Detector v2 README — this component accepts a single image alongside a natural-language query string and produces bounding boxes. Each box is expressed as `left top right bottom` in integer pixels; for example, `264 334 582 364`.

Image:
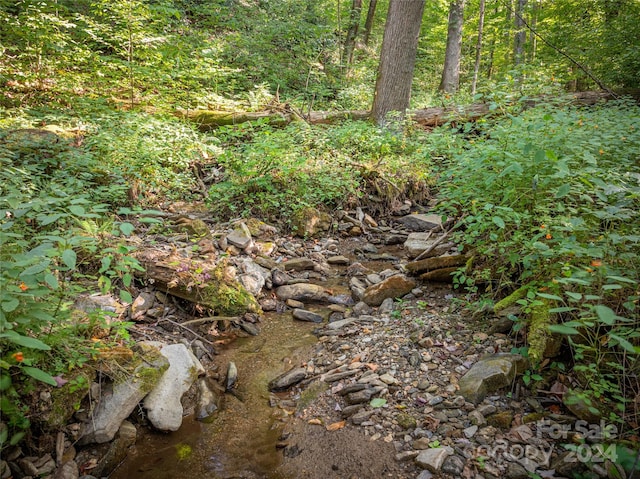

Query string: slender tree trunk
529 0 538 62
343 0 363 68
363 0 378 45
371 0 426 125
471 0 485 95
486 2 500 79
439 0 466 93
513 0 527 65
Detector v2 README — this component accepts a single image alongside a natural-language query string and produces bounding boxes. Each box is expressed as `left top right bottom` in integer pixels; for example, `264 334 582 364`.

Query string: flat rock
458 354 528 404
292 308 323 323
327 255 350 265
268 367 307 392
404 233 454 259
276 283 330 302
226 222 252 249
397 214 443 232
362 274 416 306
283 257 315 271
79 344 168 444
91 421 137 477
415 447 453 472
144 343 205 431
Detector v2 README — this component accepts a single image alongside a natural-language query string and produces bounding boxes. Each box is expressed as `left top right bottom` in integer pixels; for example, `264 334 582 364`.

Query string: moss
199 261 260 315
296 380 328 412
43 366 95 429
527 299 553 364
494 285 530 313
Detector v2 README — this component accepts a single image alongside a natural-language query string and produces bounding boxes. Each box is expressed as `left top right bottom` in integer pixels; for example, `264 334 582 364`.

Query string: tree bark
371 0 426 126
439 0 466 93
363 0 378 45
471 0 485 95
513 0 527 65
343 0 363 68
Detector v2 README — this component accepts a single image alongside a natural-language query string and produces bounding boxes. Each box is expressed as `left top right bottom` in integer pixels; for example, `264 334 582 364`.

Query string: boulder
362 275 416 306
397 213 444 232
458 354 528 404
79 344 168 444
144 343 205 431
275 283 331 302
291 207 332 237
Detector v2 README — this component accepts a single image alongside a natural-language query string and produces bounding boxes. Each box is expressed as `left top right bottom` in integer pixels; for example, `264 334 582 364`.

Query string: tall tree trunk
439 0 466 93
363 0 378 45
486 3 500 79
343 0 363 68
471 0 485 95
371 0 426 125
513 0 527 65
529 0 539 62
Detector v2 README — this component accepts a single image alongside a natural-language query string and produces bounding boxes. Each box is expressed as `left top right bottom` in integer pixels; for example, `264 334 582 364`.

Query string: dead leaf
308 418 322 426
366 363 379 371
326 421 345 431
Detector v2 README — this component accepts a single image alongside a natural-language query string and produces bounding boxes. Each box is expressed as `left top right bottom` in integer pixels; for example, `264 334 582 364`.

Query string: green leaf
44 273 59 290
594 305 616 325
548 324 580 335
22 366 57 386
1 297 20 313
555 184 571 198
1 331 51 350
565 292 582 301
68 205 86 216
536 292 562 301
119 222 135 236
606 275 637 284
370 398 387 408
492 216 506 229
549 307 577 313
122 273 132 288
62 249 76 270
119 289 133 304
20 261 49 277
609 334 639 354
10 431 25 446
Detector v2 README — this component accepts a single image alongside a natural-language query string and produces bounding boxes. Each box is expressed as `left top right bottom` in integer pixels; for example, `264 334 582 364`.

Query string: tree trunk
363 0 378 45
513 0 527 65
486 2 500 79
439 0 466 93
371 0 426 125
343 0 363 68
471 0 485 95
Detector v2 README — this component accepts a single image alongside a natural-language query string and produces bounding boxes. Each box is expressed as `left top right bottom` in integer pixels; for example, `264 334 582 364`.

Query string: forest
1 0 639 477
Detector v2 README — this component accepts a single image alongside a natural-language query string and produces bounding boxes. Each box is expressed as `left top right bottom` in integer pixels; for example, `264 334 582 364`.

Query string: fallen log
176 89 640 131
420 267 458 283
135 250 260 316
406 254 468 275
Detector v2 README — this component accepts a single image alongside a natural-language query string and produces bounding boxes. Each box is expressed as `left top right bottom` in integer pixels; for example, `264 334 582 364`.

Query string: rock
196 378 220 421
226 222 253 249
488 316 515 334
130 292 155 320
563 389 602 423
416 471 434 479
327 255 350 265
506 462 529 479
268 367 307 392
415 447 452 472
486 410 513 429
237 258 269 296
362 275 417 306
404 233 453 258
275 283 330 302
226 361 238 391
53 459 78 479
396 412 417 430
397 214 444 232
442 455 465 476
378 297 395 315
291 207 332 237
244 218 278 239
91 421 136 477
144 343 205 432
458 354 528 404
345 388 375 404
80 344 168 444
75 293 126 315
327 294 355 306
286 298 305 309
292 308 323 323
463 425 478 438
284 257 316 271
272 268 291 287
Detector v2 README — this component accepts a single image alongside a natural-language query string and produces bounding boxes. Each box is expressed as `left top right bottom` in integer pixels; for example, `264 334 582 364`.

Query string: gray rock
458 354 528 404
144 343 205 432
506 462 529 479
397 213 444 232
415 447 453 472
325 318 358 330
226 361 238 391
283 257 315 271
237 258 269 296
271 268 290 287
196 378 220 421
345 388 375 404
378 297 395 315
130 292 155 320
91 421 136 477
327 294 355 306
227 222 252 249
79 344 168 444
292 308 323 323
362 274 416 306
404 233 453 259
463 425 478 438
442 455 465 475
268 367 307 392
275 283 330 302
352 301 372 315
327 255 350 265
53 459 78 479
416 471 434 479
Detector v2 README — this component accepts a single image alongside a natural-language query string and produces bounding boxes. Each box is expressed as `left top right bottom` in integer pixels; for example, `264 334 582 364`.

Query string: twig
159 317 217 355
181 316 241 327
414 215 466 261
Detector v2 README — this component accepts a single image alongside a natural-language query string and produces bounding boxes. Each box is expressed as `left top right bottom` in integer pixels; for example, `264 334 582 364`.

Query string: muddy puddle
110 311 319 479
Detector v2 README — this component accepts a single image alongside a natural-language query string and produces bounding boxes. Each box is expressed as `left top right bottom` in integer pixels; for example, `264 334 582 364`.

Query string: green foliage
436 98 640 421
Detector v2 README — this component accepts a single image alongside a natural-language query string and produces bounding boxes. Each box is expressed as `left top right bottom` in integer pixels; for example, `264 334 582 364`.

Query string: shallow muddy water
110 312 319 479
